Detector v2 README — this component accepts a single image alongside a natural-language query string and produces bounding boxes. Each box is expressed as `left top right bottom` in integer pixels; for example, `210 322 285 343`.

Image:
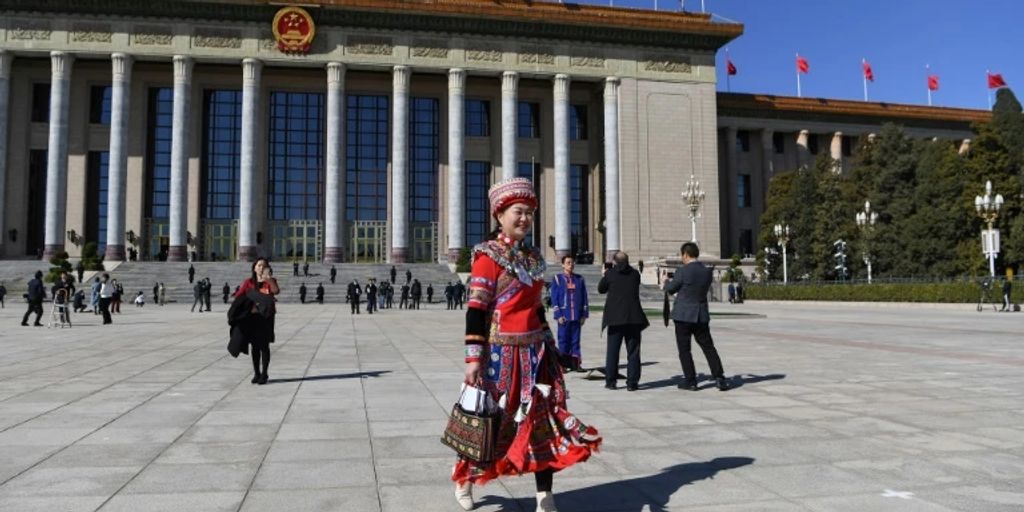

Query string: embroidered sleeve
467 253 500 311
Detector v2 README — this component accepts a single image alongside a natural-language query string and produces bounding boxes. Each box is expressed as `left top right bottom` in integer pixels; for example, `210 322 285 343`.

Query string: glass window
409 97 439 223
147 88 173 219
347 94 389 222
737 173 751 208
268 92 323 221
31 83 50 123
772 132 785 154
570 164 589 253
842 135 853 157
465 99 490 137
736 130 750 152
517 101 539 139
204 90 242 220
465 161 491 246
87 152 110 251
89 86 112 125
569 105 588 141
807 134 819 155
739 229 753 257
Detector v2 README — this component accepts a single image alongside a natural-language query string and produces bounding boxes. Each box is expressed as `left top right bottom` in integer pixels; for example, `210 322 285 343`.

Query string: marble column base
237 245 259 262
43 244 65 261
447 247 464 264
104 244 126 262
167 245 188 262
390 247 408 264
323 246 345 264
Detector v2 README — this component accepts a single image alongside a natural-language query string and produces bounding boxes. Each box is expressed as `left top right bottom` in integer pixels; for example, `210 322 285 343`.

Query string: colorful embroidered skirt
452 338 601 485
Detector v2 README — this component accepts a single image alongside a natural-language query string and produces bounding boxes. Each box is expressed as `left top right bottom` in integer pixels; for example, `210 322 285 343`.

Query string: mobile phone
604 262 613 270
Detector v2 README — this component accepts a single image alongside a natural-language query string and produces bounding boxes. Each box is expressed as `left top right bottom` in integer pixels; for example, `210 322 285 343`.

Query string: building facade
0 0 741 263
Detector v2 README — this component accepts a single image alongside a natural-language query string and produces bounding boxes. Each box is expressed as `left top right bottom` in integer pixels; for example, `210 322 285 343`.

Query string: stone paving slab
0 299 1022 511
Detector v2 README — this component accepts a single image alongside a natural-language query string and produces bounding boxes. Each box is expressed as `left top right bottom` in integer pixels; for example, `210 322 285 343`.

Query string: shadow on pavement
477 457 755 512
267 370 390 384
639 373 786 390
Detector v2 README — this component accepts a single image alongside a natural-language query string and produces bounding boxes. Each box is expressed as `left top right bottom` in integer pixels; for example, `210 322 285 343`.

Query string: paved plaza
0 298 1022 511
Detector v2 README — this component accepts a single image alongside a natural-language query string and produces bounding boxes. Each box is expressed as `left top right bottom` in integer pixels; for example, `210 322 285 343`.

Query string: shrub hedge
745 281 1022 304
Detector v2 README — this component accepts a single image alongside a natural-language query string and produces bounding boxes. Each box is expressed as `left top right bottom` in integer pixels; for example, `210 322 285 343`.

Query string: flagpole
987 69 992 108
862 59 868 101
796 53 802 98
926 64 932 106
725 48 731 92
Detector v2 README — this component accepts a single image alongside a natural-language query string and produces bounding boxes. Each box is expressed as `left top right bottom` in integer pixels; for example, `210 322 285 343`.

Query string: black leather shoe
21 322 28 326
678 381 698 391
258 373 269 385
251 373 260 384
716 377 731 391
604 383 617 390
626 385 638 392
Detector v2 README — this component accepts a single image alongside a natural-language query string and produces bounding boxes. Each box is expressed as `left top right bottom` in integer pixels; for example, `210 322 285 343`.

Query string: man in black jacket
22 271 45 326
664 242 730 391
315 283 325 304
299 283 307 304
347 280 362 314
597 252 649 391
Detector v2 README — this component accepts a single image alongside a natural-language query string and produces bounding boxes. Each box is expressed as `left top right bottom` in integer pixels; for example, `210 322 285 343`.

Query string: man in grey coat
663 242 730 391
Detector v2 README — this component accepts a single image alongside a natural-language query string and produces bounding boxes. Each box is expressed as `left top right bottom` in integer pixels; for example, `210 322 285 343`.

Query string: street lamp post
681 174 705 243
975 180 1004 278
773 223 791 284
855 201 878 284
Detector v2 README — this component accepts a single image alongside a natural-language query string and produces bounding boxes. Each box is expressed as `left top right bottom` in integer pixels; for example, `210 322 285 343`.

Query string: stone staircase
99 261 461 304
561 263 667 306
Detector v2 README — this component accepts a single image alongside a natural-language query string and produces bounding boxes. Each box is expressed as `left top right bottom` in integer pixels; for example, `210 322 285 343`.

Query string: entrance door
144 219 170 261
351 220 387 263
271 220 322 262
411 222 438 263
202 220 238 261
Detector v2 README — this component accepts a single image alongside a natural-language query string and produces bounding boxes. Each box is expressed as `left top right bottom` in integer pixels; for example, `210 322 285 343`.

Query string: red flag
987 72 1007 89
796 55 810 74
862 60 874 82
727 58 737 76
927 74 939 91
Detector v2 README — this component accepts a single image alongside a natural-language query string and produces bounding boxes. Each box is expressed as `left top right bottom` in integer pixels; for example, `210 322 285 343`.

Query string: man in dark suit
664 242 730 391
597 251 649 391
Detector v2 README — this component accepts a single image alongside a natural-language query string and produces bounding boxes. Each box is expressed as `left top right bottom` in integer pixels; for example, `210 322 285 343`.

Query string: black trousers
605 324 643 388
22 299 43 324
350 299 360 314
673 321 725 382
99 297 113 324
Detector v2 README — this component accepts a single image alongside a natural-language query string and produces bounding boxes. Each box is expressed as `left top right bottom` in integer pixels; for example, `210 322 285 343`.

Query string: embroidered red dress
452 235 601 485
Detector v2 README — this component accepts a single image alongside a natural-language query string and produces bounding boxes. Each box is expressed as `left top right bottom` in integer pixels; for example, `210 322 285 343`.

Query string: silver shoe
455 482 474 510
536 491 558 512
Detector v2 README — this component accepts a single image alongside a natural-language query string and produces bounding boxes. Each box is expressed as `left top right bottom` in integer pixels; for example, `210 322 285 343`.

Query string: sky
575 0 1022 110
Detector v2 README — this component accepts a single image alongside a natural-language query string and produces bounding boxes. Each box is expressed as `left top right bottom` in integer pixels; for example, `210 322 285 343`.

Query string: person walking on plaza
426 283 434 305
0 281 6 308
75 260 85 283
451 177 600 512
454 279 465 309
188 263 195 284
99 274 114 325
444 282 454 310
366 280 377 314
232 258 279 385
315 283 325 304
384 281 394 309
330 265 337 285
347 279 362 314
550 255 589 371
303 261 309 277
411 279 422 309
1001 278 1012 311
152 282 159 305
405 268 412 284
664 242 731 392
191 279 205 312
399 282 410 309
112 279 124 313
293 261 299 277
598 252 649 391
222 282 231 304
299 282 307 304
159 282 166 306
21 271 45 326
390 265 397 284
203 278 212 311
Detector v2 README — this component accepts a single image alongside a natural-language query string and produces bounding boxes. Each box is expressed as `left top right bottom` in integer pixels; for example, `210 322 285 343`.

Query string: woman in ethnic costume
453 178 601 512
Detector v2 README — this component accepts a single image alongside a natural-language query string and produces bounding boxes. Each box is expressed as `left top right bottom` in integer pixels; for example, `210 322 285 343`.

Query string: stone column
167 55 193 261
959 138 971 155
501 71 519 180
0 51 10 253
43 51 73 260
830 131 843 172
796 129 810 168
390 65 411 263
323 62 346 263
447 68 466 262
103 53 133 261
238 58 261 261
602 77 620 262
553 74 571 259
